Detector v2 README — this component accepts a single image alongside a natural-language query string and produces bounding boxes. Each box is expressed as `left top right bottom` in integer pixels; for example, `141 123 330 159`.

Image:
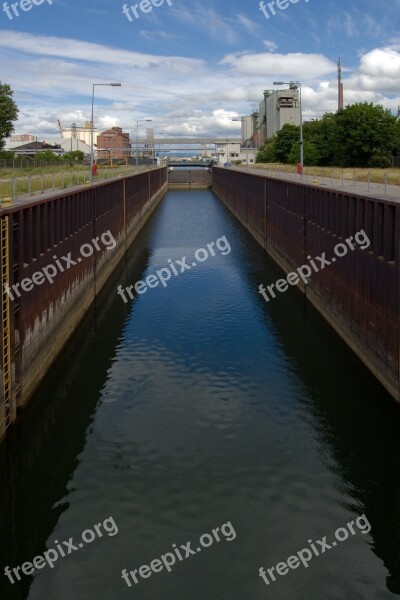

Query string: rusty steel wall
212 167 400 403
168 169 212 187
0 167 168 441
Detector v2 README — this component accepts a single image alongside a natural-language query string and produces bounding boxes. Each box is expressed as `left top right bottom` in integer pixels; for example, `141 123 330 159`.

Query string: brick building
96 127 130 159
9 134 36 142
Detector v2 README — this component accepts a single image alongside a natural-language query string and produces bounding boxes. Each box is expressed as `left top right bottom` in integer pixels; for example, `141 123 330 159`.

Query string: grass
246 163 400 186
0 165 155 199
0 163 89 179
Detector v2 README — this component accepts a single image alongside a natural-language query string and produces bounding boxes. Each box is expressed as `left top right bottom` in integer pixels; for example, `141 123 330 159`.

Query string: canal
0 189 399 599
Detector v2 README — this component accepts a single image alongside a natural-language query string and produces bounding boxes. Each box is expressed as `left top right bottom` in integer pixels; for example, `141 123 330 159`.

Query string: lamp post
273 80 303 178
136 119 152 168
90 83 121 182
231 116 245 141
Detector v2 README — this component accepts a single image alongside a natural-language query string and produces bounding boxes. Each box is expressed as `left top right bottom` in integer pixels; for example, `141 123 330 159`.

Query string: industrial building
4 140 63 155
50 138 91 155
215 142 257 166
8 134 36 142
61 122 98 146
96 127 131 159
240 112 260 146
259 87 300 145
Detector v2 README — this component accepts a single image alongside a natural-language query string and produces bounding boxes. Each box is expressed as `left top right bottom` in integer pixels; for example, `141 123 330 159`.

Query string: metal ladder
1 215 12 430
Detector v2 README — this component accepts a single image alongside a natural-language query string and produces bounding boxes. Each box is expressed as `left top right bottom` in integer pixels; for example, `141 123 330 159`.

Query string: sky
1 0 400 140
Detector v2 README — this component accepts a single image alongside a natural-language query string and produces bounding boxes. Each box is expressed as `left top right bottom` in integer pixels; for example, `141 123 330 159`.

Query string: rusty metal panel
0 167 167 439
212 166 399 402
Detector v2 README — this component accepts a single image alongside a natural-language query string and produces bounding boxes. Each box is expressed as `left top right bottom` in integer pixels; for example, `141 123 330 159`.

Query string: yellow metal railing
0 215 12 431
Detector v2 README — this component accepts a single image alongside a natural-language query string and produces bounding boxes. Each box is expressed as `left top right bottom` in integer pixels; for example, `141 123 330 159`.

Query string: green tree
63 150 85 161
303 114 336 165
288 140 321 166
256 139 277 163
0 83 19 150
391 111 400 157
274 124 300 163
333 102 397 167
35 150 61 160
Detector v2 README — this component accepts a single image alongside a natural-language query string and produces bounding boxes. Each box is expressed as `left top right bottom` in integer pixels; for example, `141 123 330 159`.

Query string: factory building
259 88 300 145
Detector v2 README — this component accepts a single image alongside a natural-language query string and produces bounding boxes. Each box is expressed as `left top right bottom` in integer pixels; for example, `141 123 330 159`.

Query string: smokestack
338 58 344 111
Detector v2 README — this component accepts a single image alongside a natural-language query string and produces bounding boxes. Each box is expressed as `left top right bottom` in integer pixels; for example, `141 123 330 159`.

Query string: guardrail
0 165 160 202
236 165 400 198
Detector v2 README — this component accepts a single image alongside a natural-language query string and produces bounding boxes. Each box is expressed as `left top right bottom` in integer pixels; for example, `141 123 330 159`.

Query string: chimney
338 58 344 111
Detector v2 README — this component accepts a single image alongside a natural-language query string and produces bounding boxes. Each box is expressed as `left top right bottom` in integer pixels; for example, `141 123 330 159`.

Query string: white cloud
169 5 238 45
235 14 262 36
263 40 278 51
0 29 204 71
220 52 337 77
2 31 400 139
359 47 400 79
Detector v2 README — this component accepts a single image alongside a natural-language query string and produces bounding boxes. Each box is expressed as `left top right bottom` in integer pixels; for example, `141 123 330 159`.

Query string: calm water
1 190 400 600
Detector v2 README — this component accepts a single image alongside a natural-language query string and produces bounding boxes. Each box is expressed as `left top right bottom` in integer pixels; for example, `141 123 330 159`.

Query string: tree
303 114 336 165
274 124 300 163
0 83 19 150
35 150 61 160
63 150 85 161
0 151 15 159
288 140 321 166
256 139 277 163
391 112 400 157
333 102 397 167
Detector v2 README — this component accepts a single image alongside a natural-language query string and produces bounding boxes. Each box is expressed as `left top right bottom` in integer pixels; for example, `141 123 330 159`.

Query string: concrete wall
0 168 168 441
212 167 399 403
168 169 212 188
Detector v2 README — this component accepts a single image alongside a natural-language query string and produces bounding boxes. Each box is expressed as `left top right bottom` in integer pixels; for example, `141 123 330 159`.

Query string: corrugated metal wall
0 167 167 440
212 167 399 402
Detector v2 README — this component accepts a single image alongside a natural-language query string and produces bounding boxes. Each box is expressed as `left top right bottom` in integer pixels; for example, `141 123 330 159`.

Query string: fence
0 159 81 169
236 165 400 198
0 165 160 201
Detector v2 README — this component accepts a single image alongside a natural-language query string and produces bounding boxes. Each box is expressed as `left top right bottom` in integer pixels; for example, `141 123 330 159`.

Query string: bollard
368 172 370 192
384 172 387 197
12 177 16 200
28 175 31 196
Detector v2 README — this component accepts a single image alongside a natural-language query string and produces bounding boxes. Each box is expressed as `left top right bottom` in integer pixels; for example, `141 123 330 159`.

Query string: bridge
136 137 242 145
167 161 214 167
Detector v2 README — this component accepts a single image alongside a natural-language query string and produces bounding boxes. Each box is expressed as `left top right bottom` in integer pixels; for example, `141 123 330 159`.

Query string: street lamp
136 119 152 168
273 80 303 177
231 116 245 140
90 83 121 182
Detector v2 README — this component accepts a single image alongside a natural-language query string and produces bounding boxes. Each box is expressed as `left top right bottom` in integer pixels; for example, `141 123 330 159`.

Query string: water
0 190 399 600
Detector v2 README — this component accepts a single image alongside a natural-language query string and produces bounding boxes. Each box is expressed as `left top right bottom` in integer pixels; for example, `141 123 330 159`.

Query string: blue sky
1 0 400 138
